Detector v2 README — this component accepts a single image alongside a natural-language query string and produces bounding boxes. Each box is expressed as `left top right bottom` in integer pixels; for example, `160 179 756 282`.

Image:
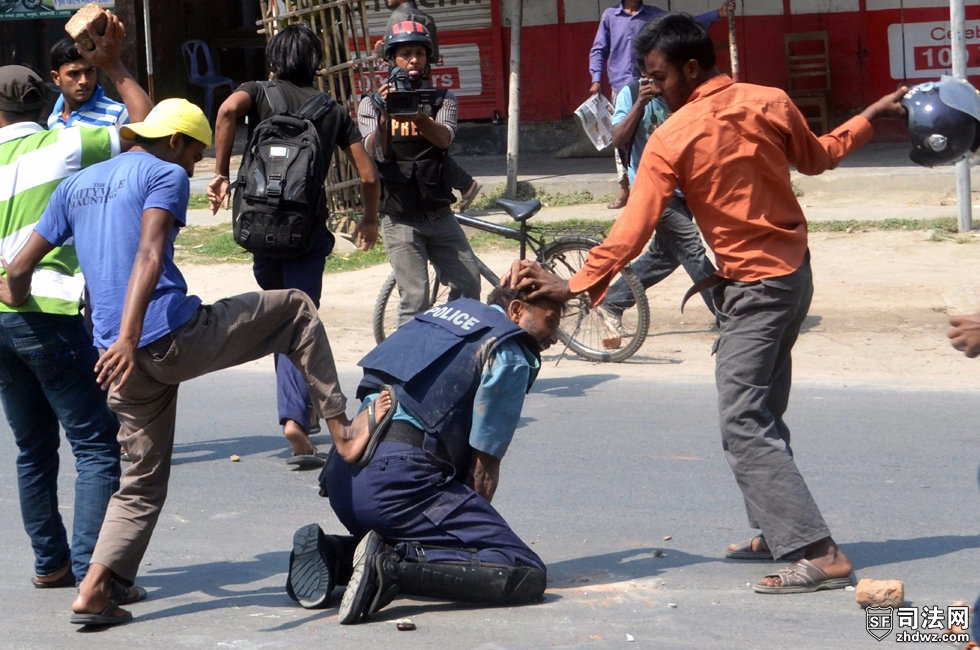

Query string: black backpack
232 81 335 258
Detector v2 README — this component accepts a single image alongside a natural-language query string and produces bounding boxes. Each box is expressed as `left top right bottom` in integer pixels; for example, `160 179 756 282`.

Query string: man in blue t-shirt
597 69 718 348
0 98 392 627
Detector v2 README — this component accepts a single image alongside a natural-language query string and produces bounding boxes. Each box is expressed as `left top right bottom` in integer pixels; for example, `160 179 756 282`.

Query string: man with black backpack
208 24 380 468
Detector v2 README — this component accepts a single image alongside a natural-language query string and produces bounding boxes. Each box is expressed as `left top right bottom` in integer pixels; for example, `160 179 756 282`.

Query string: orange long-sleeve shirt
570 74 874 302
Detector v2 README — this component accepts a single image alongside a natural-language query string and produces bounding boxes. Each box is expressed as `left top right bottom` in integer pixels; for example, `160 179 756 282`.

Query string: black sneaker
286 523 334 609
338 531 396 624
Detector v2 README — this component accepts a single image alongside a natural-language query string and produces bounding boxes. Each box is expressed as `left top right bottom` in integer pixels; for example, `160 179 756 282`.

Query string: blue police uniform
322 298 546 575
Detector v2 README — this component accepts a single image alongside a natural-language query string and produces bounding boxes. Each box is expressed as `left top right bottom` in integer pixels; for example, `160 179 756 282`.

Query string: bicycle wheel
371 267 452 344
539 235 650 362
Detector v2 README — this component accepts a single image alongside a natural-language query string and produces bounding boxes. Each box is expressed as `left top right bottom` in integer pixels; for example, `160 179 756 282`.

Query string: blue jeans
0 312 119 581
252 226 333 430
603 195 717 316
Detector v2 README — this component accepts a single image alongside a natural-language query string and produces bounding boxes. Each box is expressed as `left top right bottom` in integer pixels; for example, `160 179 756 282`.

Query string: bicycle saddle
494 198 541 222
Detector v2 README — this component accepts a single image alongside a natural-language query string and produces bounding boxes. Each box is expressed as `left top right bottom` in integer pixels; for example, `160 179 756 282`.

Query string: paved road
0 365 976 648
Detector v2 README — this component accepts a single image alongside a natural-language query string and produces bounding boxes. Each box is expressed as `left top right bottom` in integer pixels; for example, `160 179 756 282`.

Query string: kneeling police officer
285 286 561 623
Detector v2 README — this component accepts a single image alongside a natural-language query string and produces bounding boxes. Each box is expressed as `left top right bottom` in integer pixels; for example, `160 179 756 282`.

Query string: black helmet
901 76 980 167
382 20 433 63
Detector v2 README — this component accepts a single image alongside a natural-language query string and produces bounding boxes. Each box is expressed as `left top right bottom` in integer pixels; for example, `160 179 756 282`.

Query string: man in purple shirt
589 1 728 209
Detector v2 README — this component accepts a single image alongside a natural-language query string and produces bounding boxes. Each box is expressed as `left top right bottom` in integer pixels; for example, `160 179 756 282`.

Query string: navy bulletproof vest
356 298 539 476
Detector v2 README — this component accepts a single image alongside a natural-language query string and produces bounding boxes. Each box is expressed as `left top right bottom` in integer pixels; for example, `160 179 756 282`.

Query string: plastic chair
181 40 234 124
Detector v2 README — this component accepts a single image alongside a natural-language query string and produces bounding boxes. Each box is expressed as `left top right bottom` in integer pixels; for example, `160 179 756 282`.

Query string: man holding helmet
358 20 481 327
507 13 909 595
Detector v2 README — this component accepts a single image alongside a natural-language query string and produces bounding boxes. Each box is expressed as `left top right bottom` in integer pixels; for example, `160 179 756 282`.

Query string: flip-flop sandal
606 195 628 209
110 580 147 605
70 604 133 626
752 558 854 594
32 567 75 588
725 535 774 561
355 384 398 468
286 449 327 469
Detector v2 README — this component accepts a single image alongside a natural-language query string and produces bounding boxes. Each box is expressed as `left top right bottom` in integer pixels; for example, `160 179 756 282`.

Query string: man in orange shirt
508 13 907 594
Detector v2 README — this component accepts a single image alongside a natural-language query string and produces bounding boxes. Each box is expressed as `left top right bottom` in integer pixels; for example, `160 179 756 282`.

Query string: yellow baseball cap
120 98 213 148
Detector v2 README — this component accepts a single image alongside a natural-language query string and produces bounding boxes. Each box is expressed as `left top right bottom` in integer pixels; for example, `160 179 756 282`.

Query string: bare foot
325 388 393 463
606 191 629 210
283 418 315 456
946 600 972 636
72 564 129 620
757 537 852 588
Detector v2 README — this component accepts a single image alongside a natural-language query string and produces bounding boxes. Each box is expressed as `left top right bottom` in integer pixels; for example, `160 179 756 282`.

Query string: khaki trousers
92 289 346 581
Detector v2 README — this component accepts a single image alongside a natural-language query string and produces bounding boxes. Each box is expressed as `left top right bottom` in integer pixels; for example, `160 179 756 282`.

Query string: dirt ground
179 224 980 391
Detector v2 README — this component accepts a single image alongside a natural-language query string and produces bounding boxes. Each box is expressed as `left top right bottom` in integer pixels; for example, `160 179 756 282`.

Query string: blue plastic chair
181 40 234 124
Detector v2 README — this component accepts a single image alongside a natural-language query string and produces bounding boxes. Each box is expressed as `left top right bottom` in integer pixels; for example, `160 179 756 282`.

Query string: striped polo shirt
47 84 129 129
0 122 120 315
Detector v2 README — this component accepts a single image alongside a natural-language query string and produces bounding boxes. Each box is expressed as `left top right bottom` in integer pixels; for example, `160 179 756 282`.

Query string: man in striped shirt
0 10 150 595
47 36 128 129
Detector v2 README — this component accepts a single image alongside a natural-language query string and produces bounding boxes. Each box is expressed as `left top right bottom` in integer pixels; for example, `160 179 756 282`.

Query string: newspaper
574 93 615 151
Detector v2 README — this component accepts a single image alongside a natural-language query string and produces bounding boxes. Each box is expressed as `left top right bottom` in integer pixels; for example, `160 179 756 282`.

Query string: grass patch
175 215 973 268
188 193 212 210
174 218 618 269
469 182 613 210
174 225 251 264
324 245 388 272
807 216 961 234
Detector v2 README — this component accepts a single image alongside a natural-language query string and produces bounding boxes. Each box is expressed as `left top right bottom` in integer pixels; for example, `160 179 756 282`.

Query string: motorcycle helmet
901 75 980 167
382 20 433 64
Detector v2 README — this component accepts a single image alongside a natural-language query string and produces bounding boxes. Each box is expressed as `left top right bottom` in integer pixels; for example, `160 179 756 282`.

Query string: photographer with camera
378 0 482 211
358 20 481 327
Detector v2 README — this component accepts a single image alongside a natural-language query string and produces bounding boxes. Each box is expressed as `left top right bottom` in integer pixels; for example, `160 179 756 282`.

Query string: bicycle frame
373 205 650 362
454 212 546 262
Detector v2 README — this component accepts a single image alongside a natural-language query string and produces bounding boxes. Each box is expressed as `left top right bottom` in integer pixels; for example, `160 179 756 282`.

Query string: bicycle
371 198 650 362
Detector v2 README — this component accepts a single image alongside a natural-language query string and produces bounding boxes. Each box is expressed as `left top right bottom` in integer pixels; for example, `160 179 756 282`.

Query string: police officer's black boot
339 531 546 624
330 534 357 586
392 557 546 606
286 524 356 609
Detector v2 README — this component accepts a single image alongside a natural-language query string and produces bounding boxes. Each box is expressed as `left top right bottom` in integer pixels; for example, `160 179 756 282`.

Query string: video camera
376 67 445 116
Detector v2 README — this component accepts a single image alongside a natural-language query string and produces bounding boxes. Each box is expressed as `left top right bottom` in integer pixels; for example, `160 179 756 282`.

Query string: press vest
378 96 453 216
357 298 539 476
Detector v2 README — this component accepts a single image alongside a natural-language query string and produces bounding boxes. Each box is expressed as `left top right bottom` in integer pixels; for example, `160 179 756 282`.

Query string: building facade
3 0 978 142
